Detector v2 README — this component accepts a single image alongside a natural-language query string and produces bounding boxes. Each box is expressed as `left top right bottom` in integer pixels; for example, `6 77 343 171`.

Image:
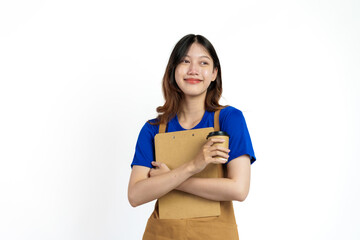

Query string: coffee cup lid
206 131 229 139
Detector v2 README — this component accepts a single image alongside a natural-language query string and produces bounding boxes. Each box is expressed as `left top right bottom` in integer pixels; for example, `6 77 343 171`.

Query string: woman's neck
177 95 206 129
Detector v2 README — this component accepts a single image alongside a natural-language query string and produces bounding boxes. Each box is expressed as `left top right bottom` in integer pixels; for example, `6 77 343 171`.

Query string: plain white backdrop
1 0 359 239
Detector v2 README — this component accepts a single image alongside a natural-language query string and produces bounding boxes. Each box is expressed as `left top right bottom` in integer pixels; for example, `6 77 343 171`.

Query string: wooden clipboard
154 127 221 219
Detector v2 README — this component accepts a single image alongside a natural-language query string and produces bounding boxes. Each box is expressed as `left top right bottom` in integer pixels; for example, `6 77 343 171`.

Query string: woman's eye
201 61 209 65
183 59 190 63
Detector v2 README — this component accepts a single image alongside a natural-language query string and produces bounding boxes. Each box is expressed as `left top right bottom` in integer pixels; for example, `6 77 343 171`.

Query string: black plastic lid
206 131 229 139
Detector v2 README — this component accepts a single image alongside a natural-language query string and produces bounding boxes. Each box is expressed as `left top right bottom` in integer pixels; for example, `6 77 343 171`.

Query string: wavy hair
153 34 225 125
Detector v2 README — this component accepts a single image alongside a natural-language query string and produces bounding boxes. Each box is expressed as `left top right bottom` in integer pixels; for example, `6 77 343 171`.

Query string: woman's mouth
184 78 202 84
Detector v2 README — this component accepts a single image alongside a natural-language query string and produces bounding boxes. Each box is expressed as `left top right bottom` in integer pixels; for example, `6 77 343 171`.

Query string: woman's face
174 43 218 98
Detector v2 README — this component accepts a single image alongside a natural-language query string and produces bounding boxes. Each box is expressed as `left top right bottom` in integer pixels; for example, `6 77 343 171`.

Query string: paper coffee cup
206 131 229 161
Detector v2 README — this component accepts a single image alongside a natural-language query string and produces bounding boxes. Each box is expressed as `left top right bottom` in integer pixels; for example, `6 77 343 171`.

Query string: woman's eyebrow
184 55 211 59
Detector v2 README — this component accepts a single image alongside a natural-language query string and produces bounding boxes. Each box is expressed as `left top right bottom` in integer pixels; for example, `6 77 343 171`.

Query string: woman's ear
212 68 218 81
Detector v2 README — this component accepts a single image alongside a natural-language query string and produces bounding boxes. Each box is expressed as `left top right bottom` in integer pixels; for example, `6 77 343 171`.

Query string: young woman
128 34 256 240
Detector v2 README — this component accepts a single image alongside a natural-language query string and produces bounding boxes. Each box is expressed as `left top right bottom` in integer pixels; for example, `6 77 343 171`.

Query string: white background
1 0 359 239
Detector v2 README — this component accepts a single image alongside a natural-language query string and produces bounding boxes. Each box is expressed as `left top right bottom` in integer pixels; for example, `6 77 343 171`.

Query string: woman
128 34 256 239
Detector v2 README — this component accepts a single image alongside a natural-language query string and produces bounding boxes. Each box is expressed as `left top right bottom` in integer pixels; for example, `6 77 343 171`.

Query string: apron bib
143 110 239 240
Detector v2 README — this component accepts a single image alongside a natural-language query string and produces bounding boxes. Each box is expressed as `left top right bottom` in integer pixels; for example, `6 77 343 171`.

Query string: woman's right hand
192 138 230 173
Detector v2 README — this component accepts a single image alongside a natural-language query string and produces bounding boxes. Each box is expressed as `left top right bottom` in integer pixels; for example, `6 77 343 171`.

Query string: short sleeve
131 122 158 168
220 107 256 164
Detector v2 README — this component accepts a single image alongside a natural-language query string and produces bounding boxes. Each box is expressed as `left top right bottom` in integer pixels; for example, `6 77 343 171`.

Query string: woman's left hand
149 161 171 178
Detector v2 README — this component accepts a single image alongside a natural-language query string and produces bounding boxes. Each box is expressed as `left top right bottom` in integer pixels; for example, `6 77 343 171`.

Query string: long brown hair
153 34 224 125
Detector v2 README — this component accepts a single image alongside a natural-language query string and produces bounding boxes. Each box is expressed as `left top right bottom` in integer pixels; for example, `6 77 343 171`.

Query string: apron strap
158 109 222 134
214 109 221 131
159 122 167 134
214 109 223 178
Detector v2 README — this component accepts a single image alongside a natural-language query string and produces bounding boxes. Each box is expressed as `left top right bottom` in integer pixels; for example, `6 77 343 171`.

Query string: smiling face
174 43 218 98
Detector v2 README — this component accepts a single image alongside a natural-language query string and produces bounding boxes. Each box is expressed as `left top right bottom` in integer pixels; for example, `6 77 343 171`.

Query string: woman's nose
187 62 199 75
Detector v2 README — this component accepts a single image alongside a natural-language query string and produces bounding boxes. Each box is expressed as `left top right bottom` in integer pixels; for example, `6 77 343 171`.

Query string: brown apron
143 110 239 240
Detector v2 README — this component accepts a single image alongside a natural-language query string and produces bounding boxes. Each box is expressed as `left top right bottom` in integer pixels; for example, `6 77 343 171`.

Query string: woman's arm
128 163 196 207
176 154 251 202
128 138 229 207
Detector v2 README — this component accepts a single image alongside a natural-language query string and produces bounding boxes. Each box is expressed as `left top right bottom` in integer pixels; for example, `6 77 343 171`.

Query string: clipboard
154 127 221 219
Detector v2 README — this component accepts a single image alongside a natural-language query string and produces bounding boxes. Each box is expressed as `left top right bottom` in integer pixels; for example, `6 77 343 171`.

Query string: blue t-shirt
131 106 256 168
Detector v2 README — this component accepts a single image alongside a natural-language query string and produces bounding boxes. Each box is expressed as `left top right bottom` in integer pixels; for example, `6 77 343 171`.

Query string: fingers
151 161 163 168
208 144 230 157
203 142 230 163
205 138 226 147
151 161 169 170
209 145 230 153
212 157 228 164
149 162 170 178
209 149 230 159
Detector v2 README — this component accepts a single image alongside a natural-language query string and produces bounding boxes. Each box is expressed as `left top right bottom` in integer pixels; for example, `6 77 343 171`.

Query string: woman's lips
184 78 202 84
